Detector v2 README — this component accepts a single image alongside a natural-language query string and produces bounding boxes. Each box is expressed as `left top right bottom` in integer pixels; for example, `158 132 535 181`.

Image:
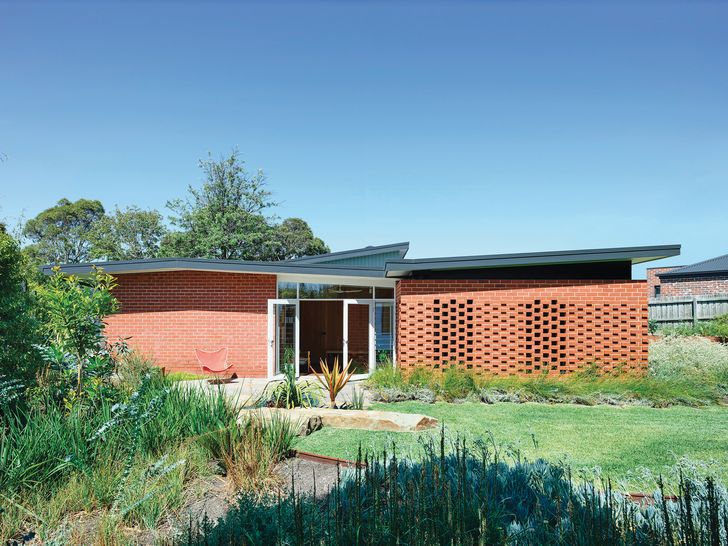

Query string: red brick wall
105 271 276 376
646 267 678 298
658 275 728 297
396 279 648 375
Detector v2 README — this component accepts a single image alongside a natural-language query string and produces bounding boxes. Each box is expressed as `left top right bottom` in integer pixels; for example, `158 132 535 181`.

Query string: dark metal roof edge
288 241 410 263
42 258 387 278
384 244 681 275
658 252 728 278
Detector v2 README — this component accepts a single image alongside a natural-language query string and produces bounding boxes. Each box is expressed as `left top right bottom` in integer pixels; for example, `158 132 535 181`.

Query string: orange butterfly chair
195 348 234 377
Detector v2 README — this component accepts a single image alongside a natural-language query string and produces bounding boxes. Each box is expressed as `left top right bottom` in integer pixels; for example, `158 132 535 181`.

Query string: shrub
0 229 41 382
441 365 478 400
33 266 122 408
649 336 728 382
264 363 320 408
367 363 406 389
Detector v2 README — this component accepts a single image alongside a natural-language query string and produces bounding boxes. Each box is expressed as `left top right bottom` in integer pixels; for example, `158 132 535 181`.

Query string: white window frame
268 275 397 379
343 299 376 380
267 299 299 380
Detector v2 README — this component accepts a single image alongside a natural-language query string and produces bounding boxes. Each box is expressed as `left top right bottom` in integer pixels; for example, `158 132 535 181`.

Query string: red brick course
396 279 648 375
656 275 728 298
105 271 275 376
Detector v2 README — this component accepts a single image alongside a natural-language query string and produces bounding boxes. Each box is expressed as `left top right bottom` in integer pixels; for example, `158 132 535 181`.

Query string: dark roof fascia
658 253 728 278
42 258 387 278
288 241 410 263
385 245 681 277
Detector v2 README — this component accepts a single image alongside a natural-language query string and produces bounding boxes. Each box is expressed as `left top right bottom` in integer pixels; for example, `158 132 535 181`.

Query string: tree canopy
90 206 167 261
20 150 328 264
162 150 328 261
23 198 105 264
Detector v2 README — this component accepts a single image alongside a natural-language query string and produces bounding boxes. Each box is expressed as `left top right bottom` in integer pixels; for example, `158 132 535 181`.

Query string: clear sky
1 1 726 277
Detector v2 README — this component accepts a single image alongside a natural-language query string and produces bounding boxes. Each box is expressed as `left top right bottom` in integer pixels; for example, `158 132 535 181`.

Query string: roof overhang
42 258 387 278
384 244 681 278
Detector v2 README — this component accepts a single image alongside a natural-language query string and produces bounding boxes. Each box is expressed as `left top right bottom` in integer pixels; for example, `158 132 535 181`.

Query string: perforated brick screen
396 279 648 375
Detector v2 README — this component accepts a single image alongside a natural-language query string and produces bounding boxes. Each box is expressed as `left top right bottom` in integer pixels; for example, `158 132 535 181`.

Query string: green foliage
0 230 41 381
441 365 478 401
33 266 120 405
184 433 728 546
161 149 328 260
649 335 728 383
89 205 167 260
265 363 320 409
367 363 406 389
657 314 728 339
198 412 297 493
367 358 728 407
272 217 329 259
162 149 277 260
22 197 105 264
0 364 245 542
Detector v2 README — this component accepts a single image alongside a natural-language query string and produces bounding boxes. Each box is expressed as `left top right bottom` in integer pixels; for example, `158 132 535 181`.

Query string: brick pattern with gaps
396 279 648 375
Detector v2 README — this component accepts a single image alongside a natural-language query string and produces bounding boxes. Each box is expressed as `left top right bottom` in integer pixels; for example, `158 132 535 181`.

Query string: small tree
35 266 119 400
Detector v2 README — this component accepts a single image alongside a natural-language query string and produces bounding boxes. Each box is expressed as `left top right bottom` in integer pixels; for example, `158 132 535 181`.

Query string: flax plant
312 357 356 408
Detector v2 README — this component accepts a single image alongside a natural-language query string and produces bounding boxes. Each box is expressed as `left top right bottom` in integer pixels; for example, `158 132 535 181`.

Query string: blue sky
1 1 726 278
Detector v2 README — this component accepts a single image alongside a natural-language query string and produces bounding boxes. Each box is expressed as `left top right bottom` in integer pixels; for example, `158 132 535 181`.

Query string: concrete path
184 376 373 408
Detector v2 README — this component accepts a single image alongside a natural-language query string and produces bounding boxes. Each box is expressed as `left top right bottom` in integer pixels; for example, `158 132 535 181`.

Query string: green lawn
295 402 728 488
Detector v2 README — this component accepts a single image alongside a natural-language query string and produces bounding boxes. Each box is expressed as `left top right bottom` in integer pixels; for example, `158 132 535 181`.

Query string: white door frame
267 299 299 380
343 299 375 380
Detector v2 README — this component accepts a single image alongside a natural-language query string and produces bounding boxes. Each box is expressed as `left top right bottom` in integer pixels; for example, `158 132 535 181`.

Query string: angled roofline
42 257 388 278
288 241 409 263
658 252 728 278
384 244 681 277
43 244 681 280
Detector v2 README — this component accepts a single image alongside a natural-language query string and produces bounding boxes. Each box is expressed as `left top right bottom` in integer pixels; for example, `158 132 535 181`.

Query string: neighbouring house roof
658 252 728 278
43 243 680 279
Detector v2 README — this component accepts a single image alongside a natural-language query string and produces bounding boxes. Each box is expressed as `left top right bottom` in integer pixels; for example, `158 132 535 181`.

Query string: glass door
343 300 374 376
268 299 298 378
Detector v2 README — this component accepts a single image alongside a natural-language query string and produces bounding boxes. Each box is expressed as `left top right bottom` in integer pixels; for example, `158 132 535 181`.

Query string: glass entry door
268 299 298 377
343 300 374 376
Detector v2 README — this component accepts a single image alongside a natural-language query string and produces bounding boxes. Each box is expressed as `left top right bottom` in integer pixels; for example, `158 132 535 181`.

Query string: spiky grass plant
198 413 297 494
313 357 356 408
265 363 321 409
183 428 728 546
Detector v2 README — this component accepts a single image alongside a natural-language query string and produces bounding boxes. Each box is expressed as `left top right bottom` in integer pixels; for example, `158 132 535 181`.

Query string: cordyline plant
312 357 355 408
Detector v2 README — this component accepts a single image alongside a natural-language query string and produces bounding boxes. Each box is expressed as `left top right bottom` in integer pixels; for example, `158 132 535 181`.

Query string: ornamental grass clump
649 335 728 383
182 429 728 546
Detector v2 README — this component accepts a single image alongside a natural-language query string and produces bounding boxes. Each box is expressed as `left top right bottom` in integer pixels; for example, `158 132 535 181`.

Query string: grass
166 371 207 382
295 401 728 488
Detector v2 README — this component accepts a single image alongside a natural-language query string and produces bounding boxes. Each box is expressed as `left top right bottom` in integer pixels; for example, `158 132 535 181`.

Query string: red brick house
48 242 680 378
647 253 728 298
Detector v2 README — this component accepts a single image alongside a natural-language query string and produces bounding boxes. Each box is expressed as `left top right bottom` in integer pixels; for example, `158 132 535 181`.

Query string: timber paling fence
648 294 728 325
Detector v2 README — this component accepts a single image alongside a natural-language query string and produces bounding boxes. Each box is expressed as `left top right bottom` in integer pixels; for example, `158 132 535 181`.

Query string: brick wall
396 279 648 375
646 267 678 298
658 275 728 297
105 271 276 376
